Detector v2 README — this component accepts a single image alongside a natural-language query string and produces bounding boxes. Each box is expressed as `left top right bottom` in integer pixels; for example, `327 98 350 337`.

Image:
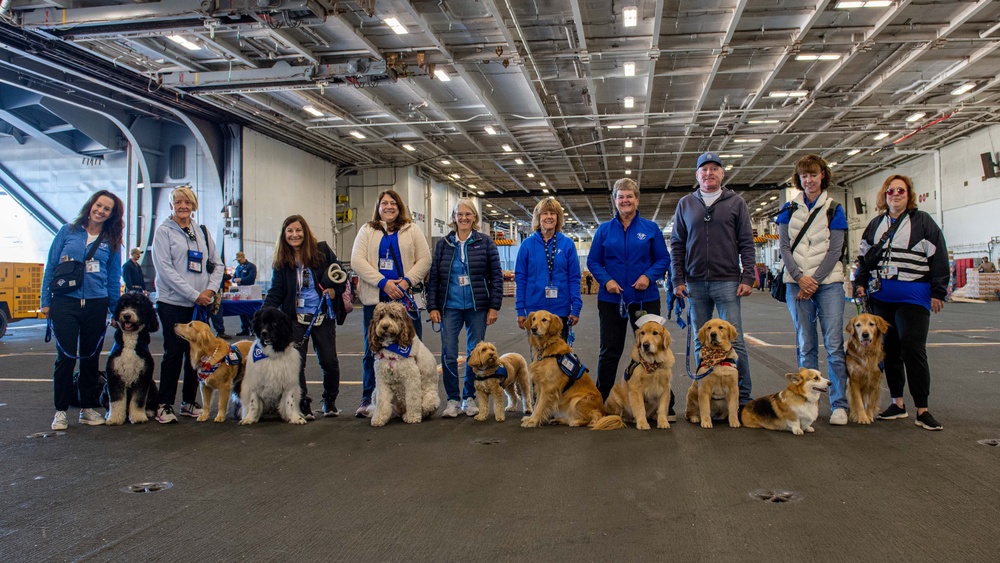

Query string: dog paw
371 416 388 427
402 413 421 424
495 415 506 422
197 414 209 422
657 420 671 430
106 418 123 426
689 415 700 424
636 421 651 431
130 414 148 424
474 414 488 422
213 415 226 423
805 426 815 433
700 420 713 429
239 418 255 426
793 427 804 435
729 420 741 428
288 416 306 425
521 416 539 428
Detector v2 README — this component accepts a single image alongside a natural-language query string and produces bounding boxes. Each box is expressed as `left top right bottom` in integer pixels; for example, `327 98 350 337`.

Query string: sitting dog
686 319 741 428
368 302 441 427
845 313 889 424
520 310 624 430
740 368 829 435
466 341 532 422
239 307 305 425
174 320 253 423
604 316 675 430
105 292 159 425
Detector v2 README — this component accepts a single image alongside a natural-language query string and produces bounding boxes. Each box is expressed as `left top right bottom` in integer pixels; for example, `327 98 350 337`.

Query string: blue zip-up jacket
588 212 670 304
234 261 257 285
515 231 582 318
41 224 122 313
670 188 755 287
427 230 503 313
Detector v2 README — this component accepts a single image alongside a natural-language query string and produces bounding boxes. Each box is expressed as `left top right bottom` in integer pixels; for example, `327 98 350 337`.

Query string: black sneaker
217 332 234 340
323 400 340 418
667 391 677 423
877 404 908 420
915 411 943 431
300 398 315 421
235 330 251 337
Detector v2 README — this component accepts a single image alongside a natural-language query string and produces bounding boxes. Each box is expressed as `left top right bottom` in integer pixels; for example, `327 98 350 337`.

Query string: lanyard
544 236 556 285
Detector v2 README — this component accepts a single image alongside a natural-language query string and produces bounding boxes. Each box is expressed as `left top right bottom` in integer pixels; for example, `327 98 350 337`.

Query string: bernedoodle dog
368 302 441 427
845 313 889 425
173 320 253 423
520 310 624 430
604 316 675 430
466 341 532 422
239 307 305 425
686 318 741 429
105 292 159 425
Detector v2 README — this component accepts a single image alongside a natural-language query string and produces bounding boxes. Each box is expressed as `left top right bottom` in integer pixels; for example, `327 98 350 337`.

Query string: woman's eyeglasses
886 188 907 196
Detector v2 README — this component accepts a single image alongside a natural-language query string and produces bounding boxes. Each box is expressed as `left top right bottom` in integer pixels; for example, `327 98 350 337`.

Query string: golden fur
686 319 741 428
174 321 253 422
466 342 532 422
845 313 889 424
368 302 440 426
604 321 675 430
740 368 830 435
520 311 624 430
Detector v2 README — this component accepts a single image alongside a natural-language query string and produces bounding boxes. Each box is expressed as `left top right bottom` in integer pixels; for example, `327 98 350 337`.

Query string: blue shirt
444 239 474 310
377 232 400 301
875 279 932 309
296 263 321 315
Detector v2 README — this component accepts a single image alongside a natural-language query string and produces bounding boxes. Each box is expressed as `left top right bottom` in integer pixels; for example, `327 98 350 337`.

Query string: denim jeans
362 303 424 400
785 282 848 410
440 308 487 401
687 281 752 404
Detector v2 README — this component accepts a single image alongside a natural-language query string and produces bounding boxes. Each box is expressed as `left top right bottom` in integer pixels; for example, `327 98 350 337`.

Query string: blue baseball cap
696 152 724 169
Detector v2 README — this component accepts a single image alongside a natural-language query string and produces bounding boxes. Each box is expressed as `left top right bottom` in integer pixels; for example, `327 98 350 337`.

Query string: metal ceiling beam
0 160 64 234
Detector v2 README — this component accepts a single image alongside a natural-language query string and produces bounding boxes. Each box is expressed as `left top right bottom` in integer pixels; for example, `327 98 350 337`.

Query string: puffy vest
784 192 845 285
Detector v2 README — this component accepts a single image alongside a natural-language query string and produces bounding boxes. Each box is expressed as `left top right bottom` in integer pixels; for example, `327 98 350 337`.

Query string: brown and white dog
604 317 675 430
740 368 829 435
174 320 253 422
466 341 532 422
686 319 741 428
845 313 889 424
520 310 624 430
368 302 441 427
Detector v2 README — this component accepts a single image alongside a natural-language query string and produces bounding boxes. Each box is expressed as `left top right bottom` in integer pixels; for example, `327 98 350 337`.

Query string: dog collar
475 364 507 382
384 343 412 358
699 347 735 368
623 359 660 382
197 344 224 380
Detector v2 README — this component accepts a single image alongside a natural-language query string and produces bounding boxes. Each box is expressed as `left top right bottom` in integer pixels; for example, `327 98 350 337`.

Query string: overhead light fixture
450 173 461 179
515 158 524 165
848 149 861 156
303 105 324 117
477 190 485 196
623 96 635 109
905 112 926 122
542 188 550 194
625 169 632 175
625 155 633 162
539 182 546 187
734 138 762 143
625 139 633 148
748 119 780 124
836 0 891 7
769 195 778 201
349 130 366 139
527 172 535 178
622 6 638 27
719 153 744 158
623 62 636 76
486 203 493 208
434 68 451 81
501 144 512 152
484 125 497 135
168 35 201 51
725 165 733 171
402 143 416 151
828 161 838 167
384 17 408 35
873 132 890 140
795 54 842 61
950 82 976 96
468 184 477 189
769 90 809 98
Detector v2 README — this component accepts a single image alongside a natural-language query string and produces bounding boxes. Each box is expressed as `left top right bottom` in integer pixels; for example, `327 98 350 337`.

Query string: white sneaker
156 404 179 424
79 408 106 426
51 411 68 430
462 398 479 417
441 399 461 418
830 408 848 426
179 402 203 418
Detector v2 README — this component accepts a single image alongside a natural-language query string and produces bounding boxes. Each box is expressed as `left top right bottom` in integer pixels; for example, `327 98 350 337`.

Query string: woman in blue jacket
427 199 503 418
587 178 670 400
515 198 582 341
41 190 124 431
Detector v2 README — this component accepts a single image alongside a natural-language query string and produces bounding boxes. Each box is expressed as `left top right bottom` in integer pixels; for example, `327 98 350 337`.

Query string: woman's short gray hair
612 177 639 201
170 185 198 211
448 198 481 231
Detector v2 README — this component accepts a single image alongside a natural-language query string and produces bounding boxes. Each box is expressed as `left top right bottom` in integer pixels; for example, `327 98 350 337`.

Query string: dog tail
590 415 626 430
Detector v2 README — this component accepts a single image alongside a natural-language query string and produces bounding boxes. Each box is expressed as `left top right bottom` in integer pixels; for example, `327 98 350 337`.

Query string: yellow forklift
0 262 45 338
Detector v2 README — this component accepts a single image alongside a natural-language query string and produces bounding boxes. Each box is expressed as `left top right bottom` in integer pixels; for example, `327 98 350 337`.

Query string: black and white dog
105 292 159 425
239 307 305 425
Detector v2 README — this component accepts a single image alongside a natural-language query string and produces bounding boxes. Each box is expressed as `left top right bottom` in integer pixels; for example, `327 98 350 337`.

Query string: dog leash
853 294 871 315
46 318 111 360
296 293 331 348
677 293 712 381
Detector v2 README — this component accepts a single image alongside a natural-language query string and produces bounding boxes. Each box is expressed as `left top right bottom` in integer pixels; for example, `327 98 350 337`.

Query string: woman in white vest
774 154 850 426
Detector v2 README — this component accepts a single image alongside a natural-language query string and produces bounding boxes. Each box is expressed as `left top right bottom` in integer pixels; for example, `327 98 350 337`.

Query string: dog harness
197 344 225 381
475 364 507 382
251 342 269 362
623 359 660 382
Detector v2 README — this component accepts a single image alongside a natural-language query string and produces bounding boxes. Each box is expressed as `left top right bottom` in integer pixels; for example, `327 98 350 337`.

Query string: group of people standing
41 151 949 432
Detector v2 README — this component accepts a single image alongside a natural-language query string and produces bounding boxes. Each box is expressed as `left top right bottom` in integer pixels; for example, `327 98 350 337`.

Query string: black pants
596 298 661 400
870 298 932 408
156 302 199 407
49 296 108 411
293 318 340 406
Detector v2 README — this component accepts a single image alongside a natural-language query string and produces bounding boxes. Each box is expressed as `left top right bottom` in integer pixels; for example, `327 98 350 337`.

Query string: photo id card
187 249 204 273
379 258 394 270
545 286 559 298
459 275 470 286
85 259 100 273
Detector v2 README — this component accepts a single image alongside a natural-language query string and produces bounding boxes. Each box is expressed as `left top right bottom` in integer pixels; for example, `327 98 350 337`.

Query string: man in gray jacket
671 152 755 407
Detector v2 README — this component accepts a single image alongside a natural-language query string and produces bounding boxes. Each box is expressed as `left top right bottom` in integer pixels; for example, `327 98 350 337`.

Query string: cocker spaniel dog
368 302 440 427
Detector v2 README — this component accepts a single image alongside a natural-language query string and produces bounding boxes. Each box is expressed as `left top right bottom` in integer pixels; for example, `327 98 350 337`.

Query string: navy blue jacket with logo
426 230 503 312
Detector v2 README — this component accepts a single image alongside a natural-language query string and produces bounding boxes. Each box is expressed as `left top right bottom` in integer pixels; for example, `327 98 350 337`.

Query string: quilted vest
784 192 845 285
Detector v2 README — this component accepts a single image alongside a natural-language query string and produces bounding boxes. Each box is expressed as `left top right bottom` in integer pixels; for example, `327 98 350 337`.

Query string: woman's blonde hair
448 198 481 232
170 185 199 212
531 198 564 232
612 177 639 202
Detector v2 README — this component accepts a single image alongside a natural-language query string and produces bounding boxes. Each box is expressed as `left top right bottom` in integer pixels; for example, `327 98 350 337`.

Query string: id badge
85 259 100 273
545 286 559 298
187 250 203 273
296 298 305 308
459 275 470 286
379 258 394 270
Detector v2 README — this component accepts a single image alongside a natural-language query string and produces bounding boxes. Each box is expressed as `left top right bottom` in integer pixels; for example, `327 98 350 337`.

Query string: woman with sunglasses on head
854 174 949 431
587 178 671 401
264 215 347 419
426 199 503 418
351 190 432 418
41 190 124 430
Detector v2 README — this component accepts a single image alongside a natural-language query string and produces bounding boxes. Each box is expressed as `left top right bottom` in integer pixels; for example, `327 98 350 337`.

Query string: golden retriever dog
174 320 253 423
604 319 675 430
741 368 830 435
466 342 532 422
368 302 440 427
520 310 624 430
845 313 889 424
686 319 741 428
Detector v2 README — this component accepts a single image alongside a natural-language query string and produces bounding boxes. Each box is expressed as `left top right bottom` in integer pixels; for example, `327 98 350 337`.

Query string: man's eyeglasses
886 188 907 196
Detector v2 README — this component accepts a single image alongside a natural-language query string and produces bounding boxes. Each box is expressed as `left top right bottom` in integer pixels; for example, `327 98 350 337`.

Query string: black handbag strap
864 210 909 269
84 231 104 261
790 203 826 253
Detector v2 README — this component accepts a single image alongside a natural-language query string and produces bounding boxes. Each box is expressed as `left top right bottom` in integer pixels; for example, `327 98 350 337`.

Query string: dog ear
527 311 536 328
786 371 803 383
697 322 709 343
367 307 383 353
661 329 672 348
727 322 738 342
874 315 890 335
844 318 855 338
144 298 159 333
399 312 416 349
548 314 563 339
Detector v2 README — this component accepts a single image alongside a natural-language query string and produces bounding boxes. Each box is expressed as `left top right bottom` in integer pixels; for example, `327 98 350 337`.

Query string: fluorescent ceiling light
769 90 809 98
623 6 638 27
950 83 976 96
168 35 200 51
725 165 733 171
515 158 524 165
477 190 485 196
607 125 622 130
450 173 461 179
873 132 890 140
434 69 451 81
625 140 633 148
769 195 778 201
349 130 366 139
625 169 632 175
623 96 635 109
486 203 493 208
795 54 842 61
623 62 636 76
501 144 512 152
441 160 451 165
906 112 926 122
384 17 408 35
734 138 762 143
468 184 477 189
748 119 780 124
864 1 891 6
542 188 550 194
303 105 323 117
402 143 416 151
828 161 838 167
836 0 891 7
527 173 535 178
622 124 637 129
484 125 497 135
835 1 865 7
720 154 744 158
819 54 843 60
625 155 633 162
848 149 861 156
539 182 546 187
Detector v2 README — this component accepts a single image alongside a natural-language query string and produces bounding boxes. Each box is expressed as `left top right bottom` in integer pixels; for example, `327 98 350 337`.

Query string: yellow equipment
0 262 45 338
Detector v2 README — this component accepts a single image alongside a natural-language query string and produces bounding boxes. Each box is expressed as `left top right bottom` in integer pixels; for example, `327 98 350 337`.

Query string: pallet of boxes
503 270 516 297
963 268 1000 300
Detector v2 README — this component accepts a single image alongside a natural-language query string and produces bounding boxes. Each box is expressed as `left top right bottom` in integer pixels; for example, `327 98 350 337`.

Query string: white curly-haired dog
239 307 305 425
368 302 440 427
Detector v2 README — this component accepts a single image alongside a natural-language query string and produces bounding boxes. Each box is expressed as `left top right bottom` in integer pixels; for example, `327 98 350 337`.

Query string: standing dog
845 313 889 424
741 368 829 435
686 319 741 428
239 307 305 425
368 302 441 427
466 341 532 422
604 318 675 430
105 292 159 425
520 311 624 430
173 320 253 422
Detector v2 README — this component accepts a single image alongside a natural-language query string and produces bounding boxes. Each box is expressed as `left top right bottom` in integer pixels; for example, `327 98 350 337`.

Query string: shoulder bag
51 232 104 296
771 204 826 303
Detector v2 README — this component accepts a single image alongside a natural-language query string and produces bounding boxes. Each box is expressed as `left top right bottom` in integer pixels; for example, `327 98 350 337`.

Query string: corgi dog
740 368 830 435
